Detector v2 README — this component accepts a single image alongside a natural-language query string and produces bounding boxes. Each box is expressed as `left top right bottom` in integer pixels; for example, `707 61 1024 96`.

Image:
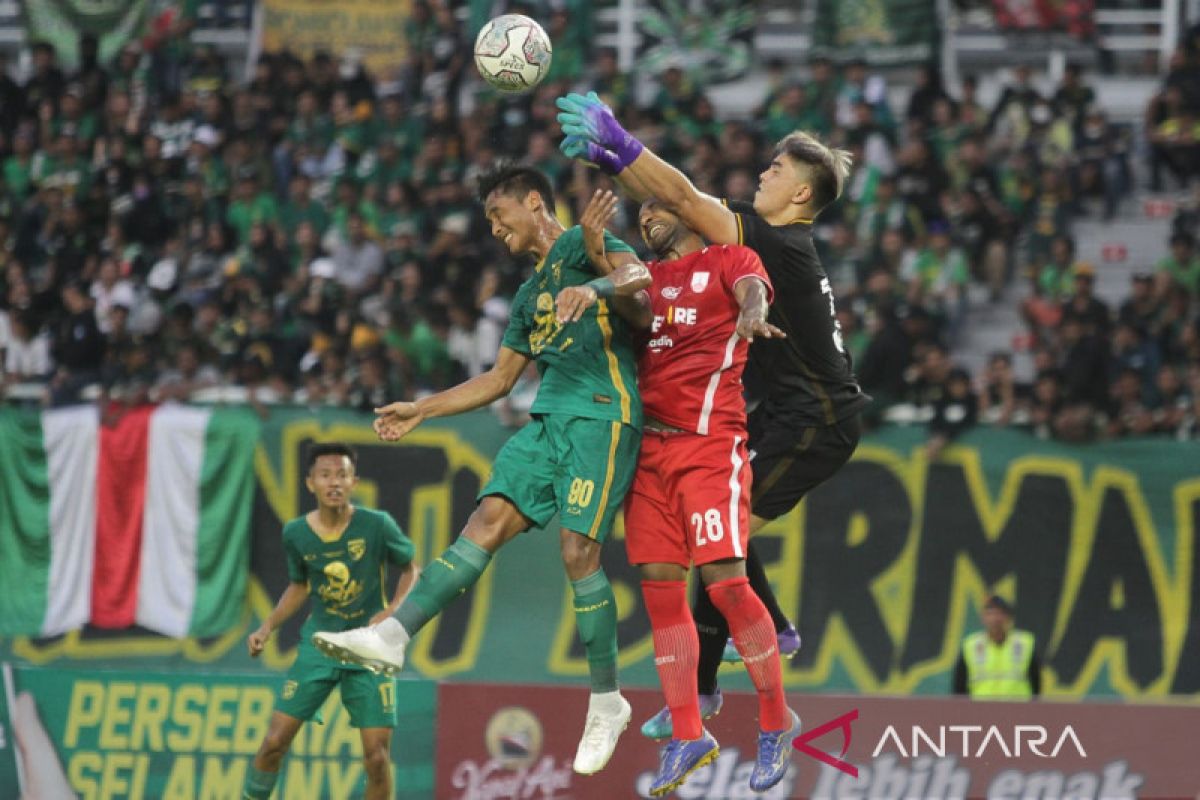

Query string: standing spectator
24 41 66 118
49 280 105 403
2 310 53 383
1052 63 1095 131
1060 263 1111 336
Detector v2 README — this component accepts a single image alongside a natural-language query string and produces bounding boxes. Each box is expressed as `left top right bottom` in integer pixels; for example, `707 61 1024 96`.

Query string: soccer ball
474 14 552 93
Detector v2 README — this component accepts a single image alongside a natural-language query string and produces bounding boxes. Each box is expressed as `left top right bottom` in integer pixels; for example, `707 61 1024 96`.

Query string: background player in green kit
314 165 652 775
242 443 418 800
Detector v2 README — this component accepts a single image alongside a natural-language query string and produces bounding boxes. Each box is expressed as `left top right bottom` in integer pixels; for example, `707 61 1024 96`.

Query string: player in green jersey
314 165 652 774
242 443 418 800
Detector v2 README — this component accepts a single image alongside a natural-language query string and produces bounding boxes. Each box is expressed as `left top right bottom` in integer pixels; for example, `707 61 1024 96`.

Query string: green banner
24 0 150 69
0 665 435 799
2 408 1199 699
812 0 940 66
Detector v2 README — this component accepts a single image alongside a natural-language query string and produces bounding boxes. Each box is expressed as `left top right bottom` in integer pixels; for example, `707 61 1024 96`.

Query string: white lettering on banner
635 747 795 799
811 755 969 799
811 756 1142 800
873 725 1087 759
451 756 572 800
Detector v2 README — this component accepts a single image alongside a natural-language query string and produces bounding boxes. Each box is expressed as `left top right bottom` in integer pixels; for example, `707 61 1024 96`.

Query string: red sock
706 576 788 731
641 580 703 740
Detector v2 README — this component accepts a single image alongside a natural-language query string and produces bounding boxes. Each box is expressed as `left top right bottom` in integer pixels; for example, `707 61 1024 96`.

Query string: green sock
242 766 279 799
571 569 619 693
395 537 493 634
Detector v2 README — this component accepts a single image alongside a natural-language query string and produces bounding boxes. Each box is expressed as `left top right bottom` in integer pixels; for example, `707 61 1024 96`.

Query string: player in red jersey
556 193 801 797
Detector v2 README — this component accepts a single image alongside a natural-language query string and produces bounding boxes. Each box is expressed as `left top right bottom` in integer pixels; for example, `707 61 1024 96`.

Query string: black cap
984 595 1013 615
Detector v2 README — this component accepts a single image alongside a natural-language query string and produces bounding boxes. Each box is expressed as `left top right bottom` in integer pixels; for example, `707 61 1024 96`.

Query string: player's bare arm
248 581 309 657
374 346 531 442
623 150 739 245
371 561 420 626
733 277 786 342
557 92 738 244
559 188 652 328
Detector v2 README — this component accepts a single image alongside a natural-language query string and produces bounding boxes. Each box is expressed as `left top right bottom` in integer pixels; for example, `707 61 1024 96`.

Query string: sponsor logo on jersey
647 335 675 349
661 285 682 299
691 271 710 293
652 308 698 332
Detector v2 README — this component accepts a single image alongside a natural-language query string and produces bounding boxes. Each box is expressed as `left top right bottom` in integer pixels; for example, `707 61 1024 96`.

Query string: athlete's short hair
476 162 555 210
306 442 358 472
775 131 853 213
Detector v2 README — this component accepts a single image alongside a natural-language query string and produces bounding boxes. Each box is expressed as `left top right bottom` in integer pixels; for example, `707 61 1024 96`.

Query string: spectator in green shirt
905 222 969 331
280 173 330 240
226 171 280 244
765 84 830 142
1156 232 1200 299
3 128 35 199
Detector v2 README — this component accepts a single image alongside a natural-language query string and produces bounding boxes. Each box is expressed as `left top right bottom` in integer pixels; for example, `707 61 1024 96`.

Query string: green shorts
276 643 397 728
480 414 640 540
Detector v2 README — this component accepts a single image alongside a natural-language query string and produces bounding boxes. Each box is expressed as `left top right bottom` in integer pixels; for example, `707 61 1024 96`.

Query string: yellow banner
260 0 412 78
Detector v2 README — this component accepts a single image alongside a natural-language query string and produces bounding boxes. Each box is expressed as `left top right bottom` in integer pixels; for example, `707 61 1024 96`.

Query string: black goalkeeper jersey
726 199 868 426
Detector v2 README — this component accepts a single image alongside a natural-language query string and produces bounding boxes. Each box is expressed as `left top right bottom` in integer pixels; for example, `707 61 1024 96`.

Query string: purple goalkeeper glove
560 135 624 175
555 91 644 171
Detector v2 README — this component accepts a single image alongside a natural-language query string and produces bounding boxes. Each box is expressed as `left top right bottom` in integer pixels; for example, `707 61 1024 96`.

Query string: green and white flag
23 0 150 69
0 405 258 639
812 0 940 66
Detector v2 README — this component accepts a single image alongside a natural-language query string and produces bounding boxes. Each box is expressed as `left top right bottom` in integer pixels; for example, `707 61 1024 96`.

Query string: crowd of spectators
0 2 1197 443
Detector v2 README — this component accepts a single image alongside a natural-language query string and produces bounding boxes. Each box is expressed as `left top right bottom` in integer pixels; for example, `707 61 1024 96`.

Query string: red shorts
624 430 752 567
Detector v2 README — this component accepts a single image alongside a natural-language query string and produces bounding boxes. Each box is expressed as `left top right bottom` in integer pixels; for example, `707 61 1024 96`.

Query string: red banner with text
436 683 1200 799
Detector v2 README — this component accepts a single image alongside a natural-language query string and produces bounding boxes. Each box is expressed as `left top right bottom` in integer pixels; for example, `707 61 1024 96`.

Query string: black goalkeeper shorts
747 408 862 521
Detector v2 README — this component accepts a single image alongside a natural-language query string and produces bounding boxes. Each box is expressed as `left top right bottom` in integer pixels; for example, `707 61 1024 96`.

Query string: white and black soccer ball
473 14 552 93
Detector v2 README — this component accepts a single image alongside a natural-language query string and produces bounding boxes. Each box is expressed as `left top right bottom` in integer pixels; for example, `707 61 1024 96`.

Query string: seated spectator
1106 367 1155 437
1149 86 1200 191
1029 369 1065 439
1150 365 1191 434
154 342 221 402
331 211 384 297
1109 320 1161 397
1155 232 1200 300
978 352 1030 426
1119 273 1160 333
903 222 968 334
906 340 953 408
927 366 978 460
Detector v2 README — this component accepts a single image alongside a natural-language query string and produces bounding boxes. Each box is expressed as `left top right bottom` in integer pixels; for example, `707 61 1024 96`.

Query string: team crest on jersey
691 272 710 293
661 286 682 299
348 538 366 561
